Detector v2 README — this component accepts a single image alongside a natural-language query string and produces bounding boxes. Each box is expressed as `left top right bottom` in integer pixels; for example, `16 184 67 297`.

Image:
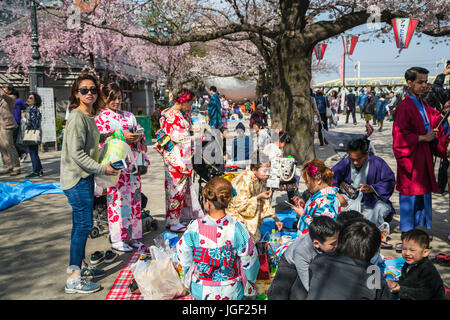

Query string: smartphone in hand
110 159 127 170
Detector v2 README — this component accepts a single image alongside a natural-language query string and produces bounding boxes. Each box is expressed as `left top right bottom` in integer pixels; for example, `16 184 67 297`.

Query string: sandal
381 241 393 250
112 241 134 252
170 223 187 233
130 240 145 249
395 243 402 253
431 253 450 266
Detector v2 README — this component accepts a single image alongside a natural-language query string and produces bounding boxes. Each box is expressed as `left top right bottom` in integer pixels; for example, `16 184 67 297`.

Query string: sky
313 24 449 84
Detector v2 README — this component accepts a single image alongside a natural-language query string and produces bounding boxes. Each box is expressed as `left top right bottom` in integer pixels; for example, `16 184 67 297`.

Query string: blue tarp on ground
260 209 298 242
0 180 63 211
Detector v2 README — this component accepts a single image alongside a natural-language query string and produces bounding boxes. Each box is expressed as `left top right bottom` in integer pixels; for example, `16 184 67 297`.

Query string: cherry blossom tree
2 1 448 163
45 0 447 163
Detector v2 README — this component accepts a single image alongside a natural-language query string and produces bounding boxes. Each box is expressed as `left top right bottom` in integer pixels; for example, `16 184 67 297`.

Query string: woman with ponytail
290 159 347 235
175 177 260 300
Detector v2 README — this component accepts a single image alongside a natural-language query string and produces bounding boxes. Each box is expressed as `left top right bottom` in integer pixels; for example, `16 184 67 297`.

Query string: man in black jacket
387 229 445 300
307 219 392 300
345 88 357 125
364 89 379 126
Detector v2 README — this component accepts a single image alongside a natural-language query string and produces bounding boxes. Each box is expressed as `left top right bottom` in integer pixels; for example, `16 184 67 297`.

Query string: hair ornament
306 163 318 177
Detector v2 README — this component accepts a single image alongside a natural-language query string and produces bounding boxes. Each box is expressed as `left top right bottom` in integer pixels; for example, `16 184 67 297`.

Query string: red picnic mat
105 250 194 300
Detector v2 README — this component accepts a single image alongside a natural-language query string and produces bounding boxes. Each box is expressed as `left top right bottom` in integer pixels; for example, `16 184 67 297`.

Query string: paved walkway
0 117 448 299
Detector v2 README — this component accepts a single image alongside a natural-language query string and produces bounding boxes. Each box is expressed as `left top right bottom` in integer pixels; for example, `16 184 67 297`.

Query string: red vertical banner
349 36 359 55
340 53 344 85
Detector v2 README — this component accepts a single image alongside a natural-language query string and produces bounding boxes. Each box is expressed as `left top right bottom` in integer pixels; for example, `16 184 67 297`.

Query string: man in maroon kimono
393 67 448 236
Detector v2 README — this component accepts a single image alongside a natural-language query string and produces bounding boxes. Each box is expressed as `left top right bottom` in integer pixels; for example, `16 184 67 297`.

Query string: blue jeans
28 144 42 173
63 175 95 271
329 108 336 127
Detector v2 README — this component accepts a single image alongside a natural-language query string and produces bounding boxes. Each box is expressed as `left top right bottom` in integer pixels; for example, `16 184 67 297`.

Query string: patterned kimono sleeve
95 112 114 134
261 197 275 219
231 175 259 217
175 221 199 282
234 222 260 297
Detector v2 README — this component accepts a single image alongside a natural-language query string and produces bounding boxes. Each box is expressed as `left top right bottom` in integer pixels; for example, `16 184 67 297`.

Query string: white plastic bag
132 245 185 300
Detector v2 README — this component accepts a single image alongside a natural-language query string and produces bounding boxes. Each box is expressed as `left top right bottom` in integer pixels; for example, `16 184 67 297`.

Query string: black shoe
89 251 104 265
104 250 118 264
39 170 44 177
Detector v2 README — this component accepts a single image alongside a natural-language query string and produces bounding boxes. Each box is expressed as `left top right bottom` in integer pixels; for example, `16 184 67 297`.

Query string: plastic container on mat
269 229 281 250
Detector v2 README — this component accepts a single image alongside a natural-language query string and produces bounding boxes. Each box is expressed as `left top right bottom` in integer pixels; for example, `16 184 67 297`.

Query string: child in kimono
175 177 260 300
290 159 347 236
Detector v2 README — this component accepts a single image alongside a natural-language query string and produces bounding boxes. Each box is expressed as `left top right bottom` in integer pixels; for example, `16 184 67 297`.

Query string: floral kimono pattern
153 108 194 225
175 214 260 300
226 170 274 243
297 186 341 235
95 108 150 242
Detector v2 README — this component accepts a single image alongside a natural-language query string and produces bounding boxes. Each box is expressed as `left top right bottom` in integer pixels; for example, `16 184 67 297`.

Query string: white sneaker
111 241 133 252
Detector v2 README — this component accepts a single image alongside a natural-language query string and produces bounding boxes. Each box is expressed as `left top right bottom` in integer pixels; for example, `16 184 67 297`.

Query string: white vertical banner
36 87 57 143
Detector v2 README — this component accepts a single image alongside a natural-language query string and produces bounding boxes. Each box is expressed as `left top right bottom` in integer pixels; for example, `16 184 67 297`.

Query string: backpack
364 95 378 115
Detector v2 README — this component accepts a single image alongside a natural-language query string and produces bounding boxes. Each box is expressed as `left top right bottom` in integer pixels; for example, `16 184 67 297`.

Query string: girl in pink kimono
154 89 196 233
95 82 150 252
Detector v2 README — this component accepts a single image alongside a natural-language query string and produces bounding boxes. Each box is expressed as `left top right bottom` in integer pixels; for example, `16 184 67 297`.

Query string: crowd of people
1 64 448 300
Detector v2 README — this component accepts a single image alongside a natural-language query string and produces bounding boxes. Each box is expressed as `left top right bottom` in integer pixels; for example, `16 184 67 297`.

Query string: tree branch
39 6 277 45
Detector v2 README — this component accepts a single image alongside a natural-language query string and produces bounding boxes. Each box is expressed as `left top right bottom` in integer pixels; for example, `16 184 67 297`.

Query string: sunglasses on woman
77 88 98 95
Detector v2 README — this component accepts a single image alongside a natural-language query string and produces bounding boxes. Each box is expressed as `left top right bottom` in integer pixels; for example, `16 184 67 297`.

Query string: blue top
207 93 223 129
13 99 27 124
357 93 368 107
315 95 329 114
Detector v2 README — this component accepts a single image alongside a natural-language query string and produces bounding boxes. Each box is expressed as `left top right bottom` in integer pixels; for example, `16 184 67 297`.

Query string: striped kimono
175 214 260 300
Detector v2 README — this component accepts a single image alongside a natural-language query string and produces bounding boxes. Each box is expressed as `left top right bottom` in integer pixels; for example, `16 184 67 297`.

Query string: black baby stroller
192 131 226 209
91 192 158 239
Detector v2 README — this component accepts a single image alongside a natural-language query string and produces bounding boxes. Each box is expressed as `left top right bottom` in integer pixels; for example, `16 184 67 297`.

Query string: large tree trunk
269 36 315 165
255 66 272 97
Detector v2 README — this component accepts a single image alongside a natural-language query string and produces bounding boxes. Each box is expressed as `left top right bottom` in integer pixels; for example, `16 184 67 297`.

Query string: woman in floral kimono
154 89 195 233
226 161 283 243
291 159 347 236
95 82 150 252
176 177 260 300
